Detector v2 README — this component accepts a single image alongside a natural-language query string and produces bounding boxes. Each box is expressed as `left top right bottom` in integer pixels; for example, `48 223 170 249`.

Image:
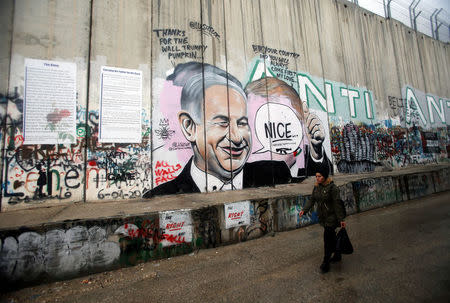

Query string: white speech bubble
254 103 303 155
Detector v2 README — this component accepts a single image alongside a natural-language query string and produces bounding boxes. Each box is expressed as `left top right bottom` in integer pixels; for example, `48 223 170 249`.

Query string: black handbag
336 227 353 254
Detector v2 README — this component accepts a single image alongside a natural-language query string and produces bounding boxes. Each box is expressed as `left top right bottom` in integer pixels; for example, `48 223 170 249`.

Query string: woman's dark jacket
303 178 345 228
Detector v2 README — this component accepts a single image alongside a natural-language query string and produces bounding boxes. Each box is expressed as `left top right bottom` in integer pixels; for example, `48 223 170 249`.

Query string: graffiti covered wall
1 0 449 211
1 167 448 287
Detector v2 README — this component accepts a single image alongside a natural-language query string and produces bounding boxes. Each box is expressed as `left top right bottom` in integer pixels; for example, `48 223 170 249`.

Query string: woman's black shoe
320 262 330 273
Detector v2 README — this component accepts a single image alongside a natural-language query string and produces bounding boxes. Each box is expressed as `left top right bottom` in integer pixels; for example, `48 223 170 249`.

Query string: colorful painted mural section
3 59 449 209
244 58 449 174
147 61 323 198
1 94 152 208
1 31 450 210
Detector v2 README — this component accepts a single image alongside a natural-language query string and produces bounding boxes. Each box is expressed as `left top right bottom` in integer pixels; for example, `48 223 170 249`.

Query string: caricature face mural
183 85 251 179
245 77 332 179
246 78 304 166
146 61 339 198
146 62 288 198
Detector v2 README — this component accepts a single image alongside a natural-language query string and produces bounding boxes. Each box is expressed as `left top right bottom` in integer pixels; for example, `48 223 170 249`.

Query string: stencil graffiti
155 119 175 140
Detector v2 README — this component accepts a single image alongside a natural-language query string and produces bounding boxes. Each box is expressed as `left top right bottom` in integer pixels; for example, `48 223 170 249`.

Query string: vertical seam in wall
0 0 16 212
239 1 247 67
413 33 438 163
414 33 428 92
313 0 332 175
82 0 95 203
200 0 208 192
358 10 372 117
388 21 410 159
149 0 154 191
222 0 233 187
290 0 298 72
431 42 444 97
257 0 275 186
335 1 351 115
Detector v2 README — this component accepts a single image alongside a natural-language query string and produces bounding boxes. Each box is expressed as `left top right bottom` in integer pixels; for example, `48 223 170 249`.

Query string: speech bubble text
254 103 303 155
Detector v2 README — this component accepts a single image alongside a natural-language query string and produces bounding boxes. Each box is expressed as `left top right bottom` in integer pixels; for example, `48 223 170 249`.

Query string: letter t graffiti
341 88 360 118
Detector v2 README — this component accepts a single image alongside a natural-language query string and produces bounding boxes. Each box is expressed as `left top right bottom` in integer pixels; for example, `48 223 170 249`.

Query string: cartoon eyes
215 121 229 127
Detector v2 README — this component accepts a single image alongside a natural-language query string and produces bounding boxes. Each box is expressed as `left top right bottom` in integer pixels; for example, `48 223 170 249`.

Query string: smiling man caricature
144 62 291 198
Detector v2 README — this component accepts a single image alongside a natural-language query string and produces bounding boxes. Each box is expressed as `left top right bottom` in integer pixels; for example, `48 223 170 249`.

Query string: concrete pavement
2 190 449 303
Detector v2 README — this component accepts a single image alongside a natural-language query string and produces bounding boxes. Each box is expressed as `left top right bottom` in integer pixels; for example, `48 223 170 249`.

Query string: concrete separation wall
1 0 449 212
1 165 448 288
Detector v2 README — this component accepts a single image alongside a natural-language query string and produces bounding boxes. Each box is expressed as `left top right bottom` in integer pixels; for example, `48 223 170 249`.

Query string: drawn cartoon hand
302 101 325 159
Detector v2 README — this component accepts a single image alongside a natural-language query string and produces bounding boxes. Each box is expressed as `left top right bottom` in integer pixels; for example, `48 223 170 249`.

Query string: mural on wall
2 61 449 209
246 57 383 174
2 17 449 210
245 77 333 180
397 86 449 164
146 62 294 198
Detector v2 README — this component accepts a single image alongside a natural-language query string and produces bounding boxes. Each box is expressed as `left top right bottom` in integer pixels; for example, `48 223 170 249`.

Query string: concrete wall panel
86 0 152 202
433 42 450 98
336 2 366 89
0 0 448 211
0 0 14 211
417 34 441 96
406 173 435 200
0 0 14 93
315 0 346 83
293 0 324 77
360 14 401 122
150 0 203 193
2 0 91 211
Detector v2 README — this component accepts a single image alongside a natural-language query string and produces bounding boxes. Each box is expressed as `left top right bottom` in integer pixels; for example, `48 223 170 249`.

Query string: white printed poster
225 201 251 229
99 66 142 143
159 210 193 247
23 58 77 144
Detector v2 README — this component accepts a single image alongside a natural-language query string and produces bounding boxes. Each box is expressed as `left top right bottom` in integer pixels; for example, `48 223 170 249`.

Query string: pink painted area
154 81 308 178
247 94 306 173
156 81 193 164
247 94 271 162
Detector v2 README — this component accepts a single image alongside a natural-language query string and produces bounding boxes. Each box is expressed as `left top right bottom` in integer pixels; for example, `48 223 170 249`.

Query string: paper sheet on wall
23 58 77 145
99 66 142 143
225 201 251 229
159 210 193 247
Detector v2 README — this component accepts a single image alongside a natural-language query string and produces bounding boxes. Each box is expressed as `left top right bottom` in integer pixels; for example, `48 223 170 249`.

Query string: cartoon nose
228 121 243 144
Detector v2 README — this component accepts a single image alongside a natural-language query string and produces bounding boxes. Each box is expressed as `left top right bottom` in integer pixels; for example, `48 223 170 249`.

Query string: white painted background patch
225 201 251 229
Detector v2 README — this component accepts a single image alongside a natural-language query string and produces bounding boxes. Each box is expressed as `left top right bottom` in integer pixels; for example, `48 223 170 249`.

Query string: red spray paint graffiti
154 160 182 185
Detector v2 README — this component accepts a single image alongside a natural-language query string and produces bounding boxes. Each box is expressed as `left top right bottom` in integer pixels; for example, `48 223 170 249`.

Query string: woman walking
299 167 346 273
